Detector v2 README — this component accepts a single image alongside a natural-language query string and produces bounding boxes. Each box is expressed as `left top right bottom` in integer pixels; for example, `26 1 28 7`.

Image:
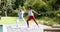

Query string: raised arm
13 10 19 13
32 10 40 15
23 9 28 13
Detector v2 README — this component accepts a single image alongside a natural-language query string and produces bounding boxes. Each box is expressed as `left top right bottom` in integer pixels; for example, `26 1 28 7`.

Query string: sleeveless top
18 10 24 19
28 9 34 16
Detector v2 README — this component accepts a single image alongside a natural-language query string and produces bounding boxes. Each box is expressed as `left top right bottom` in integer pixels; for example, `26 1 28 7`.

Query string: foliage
0 0 60 24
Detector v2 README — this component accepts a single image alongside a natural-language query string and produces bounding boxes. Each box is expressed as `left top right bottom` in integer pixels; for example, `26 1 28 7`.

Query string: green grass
0 17 59 26
0 17 17 24
0 17 42 24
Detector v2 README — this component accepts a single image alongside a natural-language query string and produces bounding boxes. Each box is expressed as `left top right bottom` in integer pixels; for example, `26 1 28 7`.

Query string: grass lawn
0 17 60 26
0 17 17 24
0 17 42 24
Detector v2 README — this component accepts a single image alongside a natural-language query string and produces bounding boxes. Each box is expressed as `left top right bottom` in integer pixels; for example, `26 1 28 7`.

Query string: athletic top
18 10 24 19
28 9 34 16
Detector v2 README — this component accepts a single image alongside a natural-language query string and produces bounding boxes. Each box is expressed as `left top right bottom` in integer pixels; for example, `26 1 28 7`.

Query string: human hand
38 14 41 15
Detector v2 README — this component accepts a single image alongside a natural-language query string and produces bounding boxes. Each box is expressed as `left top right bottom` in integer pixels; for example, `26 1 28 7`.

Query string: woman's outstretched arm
32 10 41 15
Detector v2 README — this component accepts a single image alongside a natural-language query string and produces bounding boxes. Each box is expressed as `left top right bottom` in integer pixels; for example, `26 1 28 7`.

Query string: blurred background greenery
0 0 60 26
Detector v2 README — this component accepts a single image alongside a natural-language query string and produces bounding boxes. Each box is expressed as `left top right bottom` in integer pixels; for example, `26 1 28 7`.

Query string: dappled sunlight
0 17 60 26
0 17 40 24
0 17 17 24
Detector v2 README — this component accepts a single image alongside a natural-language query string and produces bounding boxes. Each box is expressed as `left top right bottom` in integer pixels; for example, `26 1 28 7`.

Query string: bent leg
16 19 20 26
26 16 32 28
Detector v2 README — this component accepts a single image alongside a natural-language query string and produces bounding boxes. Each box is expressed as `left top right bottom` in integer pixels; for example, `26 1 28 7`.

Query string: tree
13 0 26 10
0 0 16 16
0 11 2 20
24 0 60 24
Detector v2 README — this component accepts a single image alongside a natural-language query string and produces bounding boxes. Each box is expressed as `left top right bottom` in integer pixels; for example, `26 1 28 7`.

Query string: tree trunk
5 11 7 17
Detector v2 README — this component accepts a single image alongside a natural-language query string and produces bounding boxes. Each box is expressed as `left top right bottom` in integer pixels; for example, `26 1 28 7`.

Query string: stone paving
4 23 52 32
6 24 44 32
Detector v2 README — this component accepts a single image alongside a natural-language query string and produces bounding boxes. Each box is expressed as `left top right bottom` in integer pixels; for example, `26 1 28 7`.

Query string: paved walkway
3 24 52 32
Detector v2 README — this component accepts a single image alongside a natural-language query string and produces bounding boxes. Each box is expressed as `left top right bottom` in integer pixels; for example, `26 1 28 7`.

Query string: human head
28 6 33 10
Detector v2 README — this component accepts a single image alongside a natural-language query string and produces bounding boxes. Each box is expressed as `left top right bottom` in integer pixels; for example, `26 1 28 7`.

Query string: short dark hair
29 6 33 9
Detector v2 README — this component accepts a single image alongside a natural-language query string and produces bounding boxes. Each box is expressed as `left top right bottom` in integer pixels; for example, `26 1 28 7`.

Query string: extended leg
23 18 26 24
32 16 39 27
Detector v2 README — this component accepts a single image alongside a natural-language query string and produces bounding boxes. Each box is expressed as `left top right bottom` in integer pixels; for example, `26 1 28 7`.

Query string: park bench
52 26 60 28
44 26 60 32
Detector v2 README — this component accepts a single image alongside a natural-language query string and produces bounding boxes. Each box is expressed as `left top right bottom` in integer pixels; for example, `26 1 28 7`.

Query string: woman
26 7 40 28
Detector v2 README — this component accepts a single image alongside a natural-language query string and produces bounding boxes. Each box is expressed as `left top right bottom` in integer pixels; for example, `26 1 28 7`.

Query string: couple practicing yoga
14 6 40 28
